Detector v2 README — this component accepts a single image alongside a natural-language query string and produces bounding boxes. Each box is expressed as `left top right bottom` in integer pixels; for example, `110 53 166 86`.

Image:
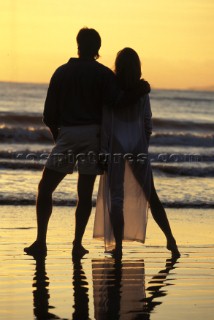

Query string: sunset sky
1 0 214 89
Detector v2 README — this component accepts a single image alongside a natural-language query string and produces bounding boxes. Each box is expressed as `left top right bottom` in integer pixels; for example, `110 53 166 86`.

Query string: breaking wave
0 197 213 208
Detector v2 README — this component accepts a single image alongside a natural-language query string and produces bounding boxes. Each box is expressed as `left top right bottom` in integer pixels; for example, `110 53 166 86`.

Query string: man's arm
43 71 61 142
103 70 151 108
115 79 151 108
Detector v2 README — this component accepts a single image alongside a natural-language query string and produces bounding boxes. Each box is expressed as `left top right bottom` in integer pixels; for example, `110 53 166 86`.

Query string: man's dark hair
76 28 101 60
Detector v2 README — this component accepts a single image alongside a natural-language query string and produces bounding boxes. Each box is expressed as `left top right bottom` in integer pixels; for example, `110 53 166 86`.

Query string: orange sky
1 0 214 89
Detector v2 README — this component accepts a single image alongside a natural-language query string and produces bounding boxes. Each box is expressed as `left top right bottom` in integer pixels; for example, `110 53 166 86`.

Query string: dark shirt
43 58 118 128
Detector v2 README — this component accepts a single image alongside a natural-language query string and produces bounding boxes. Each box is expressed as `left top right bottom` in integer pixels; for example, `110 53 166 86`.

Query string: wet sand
1 206 214 319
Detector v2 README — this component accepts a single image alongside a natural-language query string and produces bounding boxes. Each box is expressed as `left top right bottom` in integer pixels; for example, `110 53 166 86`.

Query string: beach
0 82 214 319
1 206 214 320
1 0 214 317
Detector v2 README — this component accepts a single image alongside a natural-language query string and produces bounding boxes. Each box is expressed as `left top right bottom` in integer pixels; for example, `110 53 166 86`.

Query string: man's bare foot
72 244 89 259
167 239 180 258
24 241 47 256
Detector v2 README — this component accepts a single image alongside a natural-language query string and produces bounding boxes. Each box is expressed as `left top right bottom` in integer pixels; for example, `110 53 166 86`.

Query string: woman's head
115 48 142 89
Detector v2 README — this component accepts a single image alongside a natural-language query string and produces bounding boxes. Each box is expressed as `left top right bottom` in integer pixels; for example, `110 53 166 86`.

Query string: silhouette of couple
24 27 180 259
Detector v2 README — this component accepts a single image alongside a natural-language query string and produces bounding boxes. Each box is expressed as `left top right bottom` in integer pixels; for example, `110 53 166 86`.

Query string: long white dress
93 94 152 250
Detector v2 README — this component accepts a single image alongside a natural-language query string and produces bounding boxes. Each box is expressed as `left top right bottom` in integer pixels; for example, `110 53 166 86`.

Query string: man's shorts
45 125 103 175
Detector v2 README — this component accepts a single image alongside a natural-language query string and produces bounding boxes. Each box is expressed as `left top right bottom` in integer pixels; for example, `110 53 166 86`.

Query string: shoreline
1 206 214 319
0 201 214 208
1 80 214 92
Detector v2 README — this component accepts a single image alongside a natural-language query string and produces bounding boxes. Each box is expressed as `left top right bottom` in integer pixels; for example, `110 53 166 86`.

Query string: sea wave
151 132 214 147
1 113 213 131
152 95 214 103
152 164 214 177
0 113 42 125
0 160 44 170
0 126 213 147
1 159 213 177
0 198 213 208
152 119 214 131
0 127 52 143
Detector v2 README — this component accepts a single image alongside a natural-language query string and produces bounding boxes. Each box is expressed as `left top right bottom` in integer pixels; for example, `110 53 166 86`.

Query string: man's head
76 28 101 60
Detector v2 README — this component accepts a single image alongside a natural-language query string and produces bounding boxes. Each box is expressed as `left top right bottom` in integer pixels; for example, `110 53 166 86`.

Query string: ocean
1 81 214 320
0 81 213 208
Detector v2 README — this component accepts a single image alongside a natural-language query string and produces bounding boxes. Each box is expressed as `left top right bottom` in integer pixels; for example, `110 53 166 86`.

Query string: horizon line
1 80 214 93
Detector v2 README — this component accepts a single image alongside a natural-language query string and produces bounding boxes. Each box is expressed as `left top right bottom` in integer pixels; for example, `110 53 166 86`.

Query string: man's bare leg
72 174 96 258
24 168 66 255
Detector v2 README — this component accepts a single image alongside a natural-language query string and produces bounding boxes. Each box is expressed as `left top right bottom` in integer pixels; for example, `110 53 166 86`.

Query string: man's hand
115 79 151 108
49 126 59 143
138 79 151 95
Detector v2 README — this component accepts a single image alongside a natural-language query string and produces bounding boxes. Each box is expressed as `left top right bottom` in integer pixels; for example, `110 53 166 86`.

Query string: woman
94 48 180 258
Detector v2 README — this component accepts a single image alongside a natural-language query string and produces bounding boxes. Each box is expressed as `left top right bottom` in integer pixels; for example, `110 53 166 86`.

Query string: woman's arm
144 95 152 144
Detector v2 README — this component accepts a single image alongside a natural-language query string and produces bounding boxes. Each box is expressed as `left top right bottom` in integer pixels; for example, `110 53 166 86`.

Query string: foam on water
0 82 213 209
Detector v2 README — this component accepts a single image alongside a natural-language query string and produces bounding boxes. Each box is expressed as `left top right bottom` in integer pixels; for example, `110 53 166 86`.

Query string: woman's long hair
115 48 142 90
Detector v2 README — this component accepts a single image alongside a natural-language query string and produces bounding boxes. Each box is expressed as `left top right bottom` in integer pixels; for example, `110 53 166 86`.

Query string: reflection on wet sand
32 257 65 320
92 257 179 320
32 256 178 320
72 259 89 319
93 259 124 320
144 258 178 314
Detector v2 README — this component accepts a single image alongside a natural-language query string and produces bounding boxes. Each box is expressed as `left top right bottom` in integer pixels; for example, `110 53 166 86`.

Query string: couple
24 27 180 259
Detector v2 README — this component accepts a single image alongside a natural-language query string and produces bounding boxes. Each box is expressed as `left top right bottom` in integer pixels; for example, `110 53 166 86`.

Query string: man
24 28 150 258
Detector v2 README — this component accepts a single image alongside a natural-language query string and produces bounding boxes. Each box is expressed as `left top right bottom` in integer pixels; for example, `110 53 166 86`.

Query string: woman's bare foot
24 241 47 256
167 239 180 258
106 245 122 259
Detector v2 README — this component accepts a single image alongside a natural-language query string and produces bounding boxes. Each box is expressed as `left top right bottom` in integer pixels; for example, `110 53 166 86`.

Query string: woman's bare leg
109 161 125 256
149 174 180 257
